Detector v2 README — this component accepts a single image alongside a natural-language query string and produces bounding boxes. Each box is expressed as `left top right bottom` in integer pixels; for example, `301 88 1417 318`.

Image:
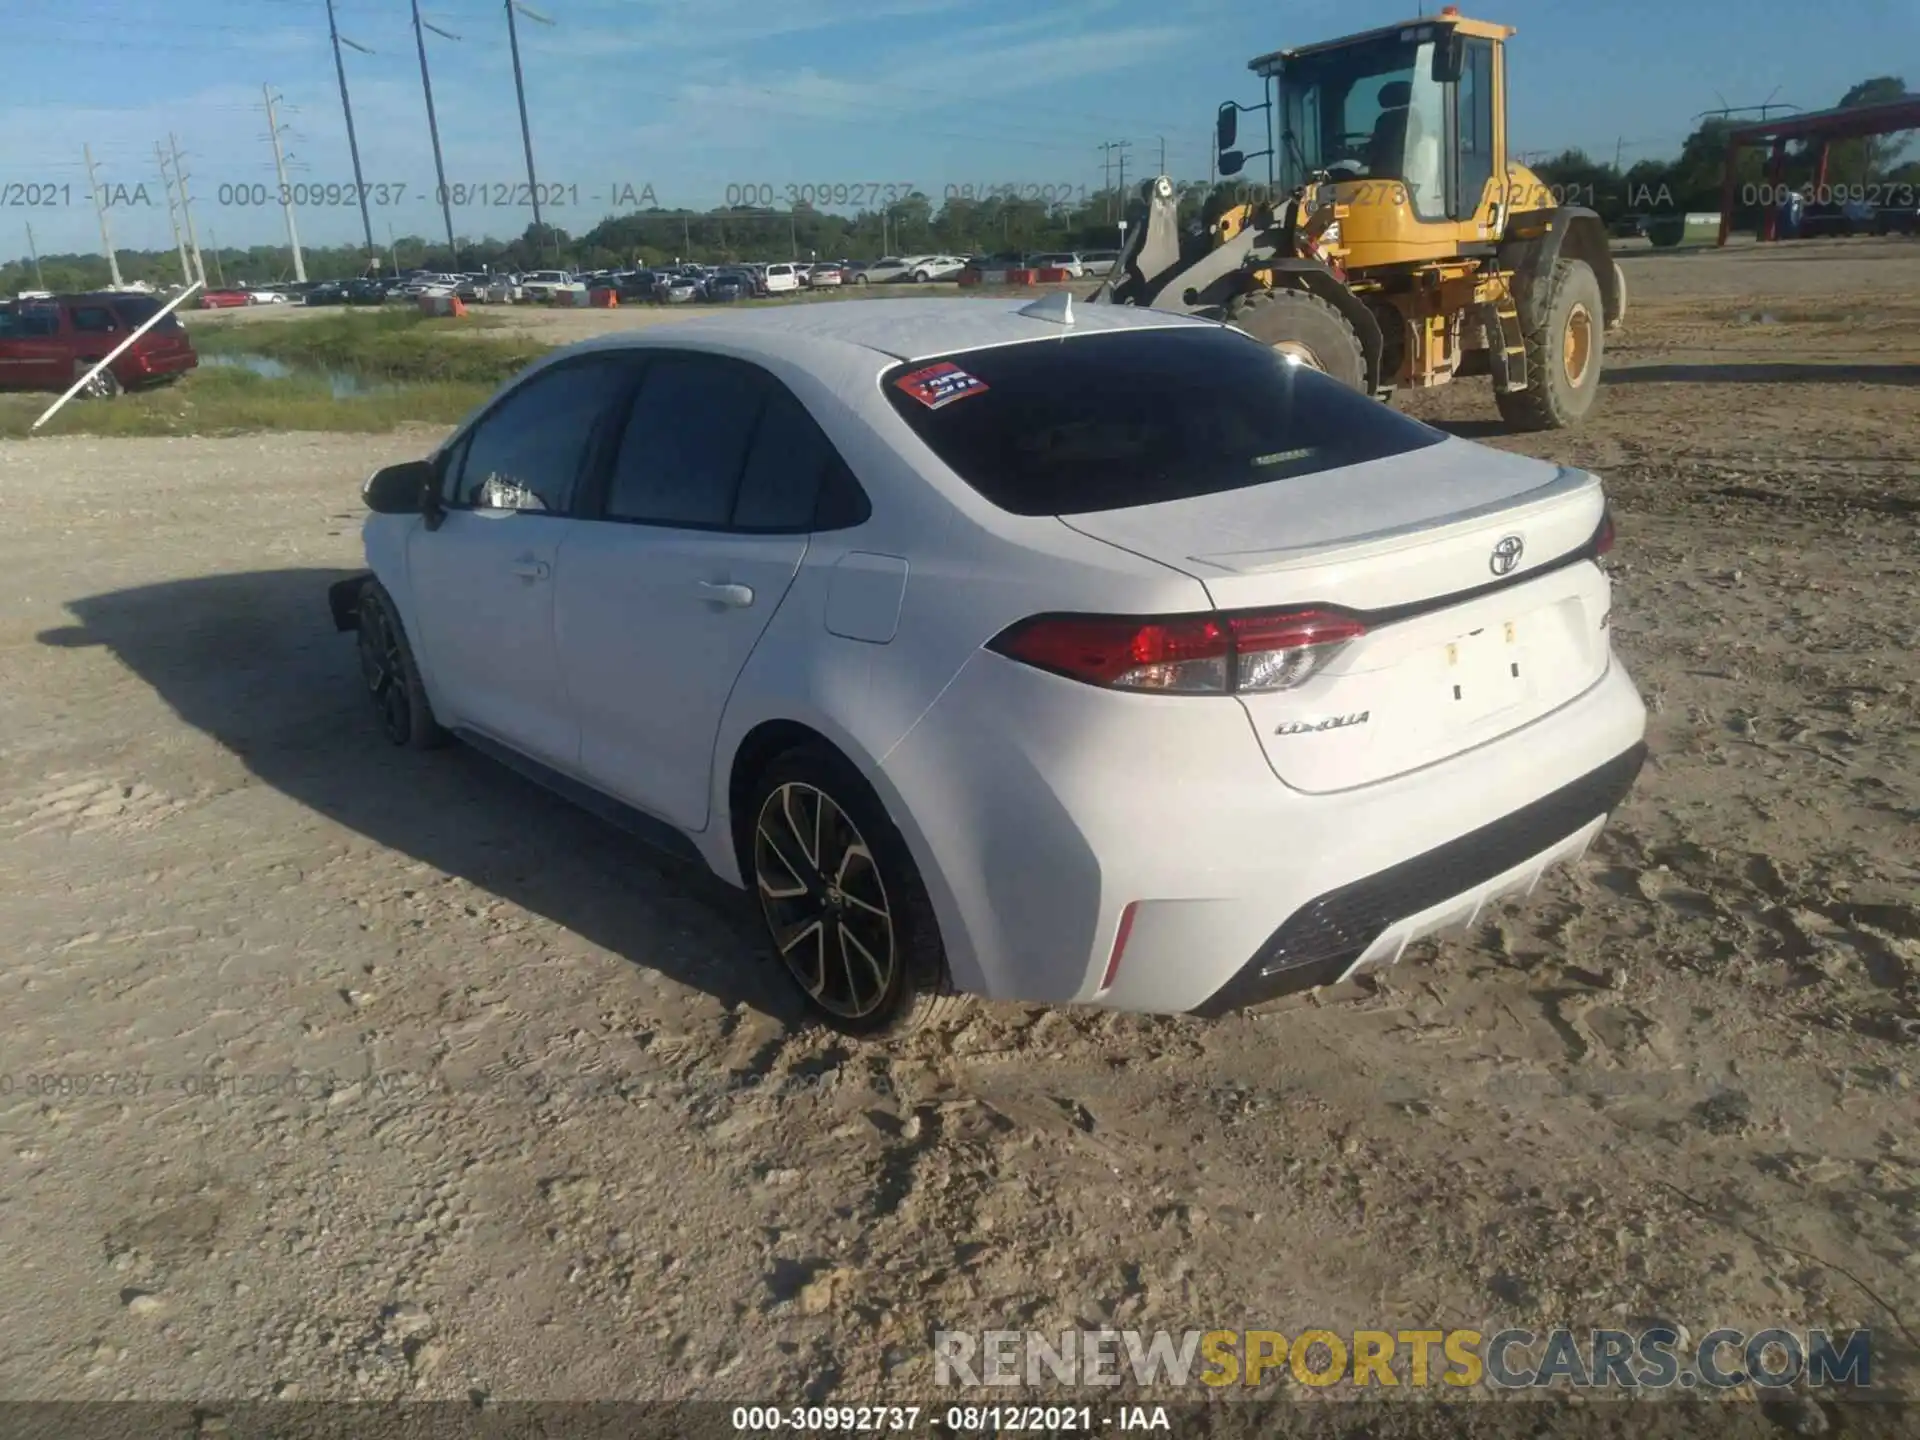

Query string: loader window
882 327 1445 517
1451 38 1496 221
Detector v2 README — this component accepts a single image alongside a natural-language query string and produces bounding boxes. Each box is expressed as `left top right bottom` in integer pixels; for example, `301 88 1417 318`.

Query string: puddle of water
199 351 394 398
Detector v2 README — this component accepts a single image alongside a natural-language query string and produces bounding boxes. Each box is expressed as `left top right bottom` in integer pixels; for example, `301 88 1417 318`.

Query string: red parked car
199 288 252 309
0 292 198 396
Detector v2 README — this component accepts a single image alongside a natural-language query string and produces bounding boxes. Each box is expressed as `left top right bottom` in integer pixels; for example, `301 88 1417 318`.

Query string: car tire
1495 256 1604 432
853 274 869 286
76 364 123 400
356 580 448 750
745 743 968 1039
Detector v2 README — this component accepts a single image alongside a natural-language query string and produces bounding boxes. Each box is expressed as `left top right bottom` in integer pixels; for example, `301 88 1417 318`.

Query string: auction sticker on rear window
893 361 989 410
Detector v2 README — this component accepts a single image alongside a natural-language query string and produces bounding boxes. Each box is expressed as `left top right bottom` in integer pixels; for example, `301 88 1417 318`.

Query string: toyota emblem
1489 535 1525 576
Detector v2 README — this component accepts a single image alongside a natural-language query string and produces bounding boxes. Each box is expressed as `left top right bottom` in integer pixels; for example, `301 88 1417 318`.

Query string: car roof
563 297 1210 365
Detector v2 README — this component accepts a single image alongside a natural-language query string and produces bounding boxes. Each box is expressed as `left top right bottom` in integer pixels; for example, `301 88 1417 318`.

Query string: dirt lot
2 238 1917 1419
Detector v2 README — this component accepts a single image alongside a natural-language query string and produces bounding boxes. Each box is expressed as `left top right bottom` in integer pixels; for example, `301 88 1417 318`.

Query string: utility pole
1159 135 1167 176
263 86 307 282
207 227 226 286
1115 139 1132 205
1099 142 1116 220
24 221 45 290
325 0 377 262
170 134 207 287
411 0 459 262
1614 135 1625 174
504 1 555 259
156 142 192 286
84 145 126 290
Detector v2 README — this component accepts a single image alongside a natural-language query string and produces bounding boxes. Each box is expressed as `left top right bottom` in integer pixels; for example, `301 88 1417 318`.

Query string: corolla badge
1490 534 1525 576
1275 712 1369 736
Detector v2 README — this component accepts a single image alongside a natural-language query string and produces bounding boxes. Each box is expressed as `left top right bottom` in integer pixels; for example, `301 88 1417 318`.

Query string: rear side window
604 355 764 528
881 325 1446 516
71 305 119 333
108 296 179 332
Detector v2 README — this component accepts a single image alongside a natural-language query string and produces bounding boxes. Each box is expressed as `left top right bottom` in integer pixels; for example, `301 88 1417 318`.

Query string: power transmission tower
411 0 460 262
1113 139 1132 214
263 86 307 282
156 142 193 286
504 1 556 258
326 0 377 261
1098 141 1119 220
24 221 45 290
84 144 126 290
170 134 207 287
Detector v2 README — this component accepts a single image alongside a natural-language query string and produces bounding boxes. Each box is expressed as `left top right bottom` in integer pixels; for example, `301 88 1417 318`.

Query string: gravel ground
1 238 1916 1422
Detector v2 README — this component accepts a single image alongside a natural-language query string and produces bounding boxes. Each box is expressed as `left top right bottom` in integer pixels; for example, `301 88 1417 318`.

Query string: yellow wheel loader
1089 7 1626 430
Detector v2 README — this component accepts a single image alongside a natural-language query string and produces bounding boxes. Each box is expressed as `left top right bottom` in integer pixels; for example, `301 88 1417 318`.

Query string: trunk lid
1060 440 1615 794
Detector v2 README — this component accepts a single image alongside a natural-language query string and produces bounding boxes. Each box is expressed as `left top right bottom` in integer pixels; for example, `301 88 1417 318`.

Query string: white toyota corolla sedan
331 296 1647 1035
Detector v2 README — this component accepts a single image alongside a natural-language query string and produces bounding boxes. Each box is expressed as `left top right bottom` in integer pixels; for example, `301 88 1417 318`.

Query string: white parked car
1027 252 1088 278
1080 250 1122 277
333 298 1646 1035
518 269 577 303
246 288 290 304
908 255 966 282
850 256 924 285
763 262 802 294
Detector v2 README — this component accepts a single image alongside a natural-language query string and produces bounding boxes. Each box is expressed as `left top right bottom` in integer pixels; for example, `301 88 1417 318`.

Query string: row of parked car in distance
189 247 1128 310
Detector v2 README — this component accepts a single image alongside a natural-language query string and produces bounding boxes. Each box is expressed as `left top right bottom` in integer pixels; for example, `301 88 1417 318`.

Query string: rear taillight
988 607 1365 694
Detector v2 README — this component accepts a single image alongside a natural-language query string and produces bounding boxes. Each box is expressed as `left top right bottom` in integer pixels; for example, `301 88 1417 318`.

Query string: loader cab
1229 11 1512 249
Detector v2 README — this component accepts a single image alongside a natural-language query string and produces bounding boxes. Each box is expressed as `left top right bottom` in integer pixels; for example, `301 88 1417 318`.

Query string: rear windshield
881 325 1447 516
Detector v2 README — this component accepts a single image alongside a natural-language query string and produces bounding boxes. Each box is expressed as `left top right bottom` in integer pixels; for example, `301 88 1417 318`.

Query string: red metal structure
1717 97 1920 244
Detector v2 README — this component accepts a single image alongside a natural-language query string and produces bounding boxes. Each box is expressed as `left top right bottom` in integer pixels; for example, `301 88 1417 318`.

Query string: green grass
191 307 554 385
0 366 495 439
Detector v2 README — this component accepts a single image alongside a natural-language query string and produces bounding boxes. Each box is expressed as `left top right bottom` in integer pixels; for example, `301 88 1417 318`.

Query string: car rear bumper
879 648 1648 1013
1189 741 1645 1015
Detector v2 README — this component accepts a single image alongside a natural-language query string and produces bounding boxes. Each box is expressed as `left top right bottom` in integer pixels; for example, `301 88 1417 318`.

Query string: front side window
449 356 635 514
1278 31 1447 219
883 326 1445 517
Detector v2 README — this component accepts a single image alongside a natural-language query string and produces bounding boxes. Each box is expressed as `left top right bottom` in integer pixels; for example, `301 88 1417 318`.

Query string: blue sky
8 0 1915 258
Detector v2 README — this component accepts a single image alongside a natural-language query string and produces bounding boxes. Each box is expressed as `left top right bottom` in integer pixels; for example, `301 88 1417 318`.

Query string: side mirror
1216 104 1238 152
363 459 434 515
1218 149 1246 178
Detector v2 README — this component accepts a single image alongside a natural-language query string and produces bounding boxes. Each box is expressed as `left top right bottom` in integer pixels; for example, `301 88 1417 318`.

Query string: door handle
510 559 550 580
698 581 755 608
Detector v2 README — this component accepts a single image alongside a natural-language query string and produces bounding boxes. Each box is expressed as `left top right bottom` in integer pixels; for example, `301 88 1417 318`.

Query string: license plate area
1445 620 1527 721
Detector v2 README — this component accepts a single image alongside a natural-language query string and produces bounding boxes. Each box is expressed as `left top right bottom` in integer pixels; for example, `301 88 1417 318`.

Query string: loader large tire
1495 257 1603 431
1226 289 1367 393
